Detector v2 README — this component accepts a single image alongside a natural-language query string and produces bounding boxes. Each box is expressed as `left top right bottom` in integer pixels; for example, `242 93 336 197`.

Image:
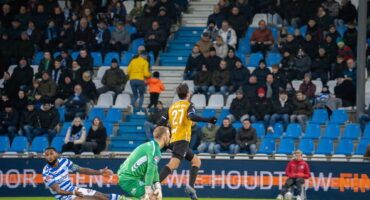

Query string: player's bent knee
167 157 181 170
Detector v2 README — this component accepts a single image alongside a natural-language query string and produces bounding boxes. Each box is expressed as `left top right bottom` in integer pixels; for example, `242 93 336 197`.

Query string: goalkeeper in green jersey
117 126 170 200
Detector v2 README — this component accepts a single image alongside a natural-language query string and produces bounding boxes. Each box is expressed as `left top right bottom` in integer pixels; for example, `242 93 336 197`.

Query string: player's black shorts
169 140 194 161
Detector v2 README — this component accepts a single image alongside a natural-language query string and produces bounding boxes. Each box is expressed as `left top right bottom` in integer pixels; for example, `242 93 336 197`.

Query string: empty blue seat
105 108 122 123
330 110 348 124
125 25 137 35
245 27 257 39
247 53 264 67
265 123 283 138
270 27 279 40
363 124 370 139
277 138 295 154
130 38 145 52
337 25 347 37
302 124 321 139
233 122 242 129
298 139 314 155
30 136 49 153
60 122 72 136
342 124 361 140
119 122 145 134
0 136 10 152
237 41 251 54
236 52 247 66
355 139 370 155
121 52 134 66
315 139 334 154
51 137 64 152
258 138 275 154
53 51 61 58
10 136 28 152
105 123 114 137
311 109 328 124
266 52 282 66
322 124 340 139
32 52 44 65
287 26 295 34
91 52 103 67
300 25 307 36
252 123 265 138
103 52 120 66
71 51 79 60
335 139 353 155
57 107 65 123
87 108 105 121
126 115 147 122
284 123 302 138
217 109 230 125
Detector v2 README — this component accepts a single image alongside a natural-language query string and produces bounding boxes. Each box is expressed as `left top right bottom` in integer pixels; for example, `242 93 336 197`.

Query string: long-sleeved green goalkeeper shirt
117 140 161 186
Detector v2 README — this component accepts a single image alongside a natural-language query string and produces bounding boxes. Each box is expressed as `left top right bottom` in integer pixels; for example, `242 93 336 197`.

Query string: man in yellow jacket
127 51 151 113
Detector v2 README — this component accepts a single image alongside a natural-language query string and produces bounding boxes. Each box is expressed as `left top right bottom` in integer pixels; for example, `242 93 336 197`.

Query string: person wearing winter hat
227 88 250 123
337 37 354 61
0 101 18 142
146 71 165 109
97 58 127 97
250 87 272 129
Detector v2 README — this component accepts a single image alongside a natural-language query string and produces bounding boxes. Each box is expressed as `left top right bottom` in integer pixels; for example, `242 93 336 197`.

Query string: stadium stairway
182 0 218 27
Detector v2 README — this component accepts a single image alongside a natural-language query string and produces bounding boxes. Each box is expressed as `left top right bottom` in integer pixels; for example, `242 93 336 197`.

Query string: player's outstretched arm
50 183 83 197
188 103 217 124
78 166 113 177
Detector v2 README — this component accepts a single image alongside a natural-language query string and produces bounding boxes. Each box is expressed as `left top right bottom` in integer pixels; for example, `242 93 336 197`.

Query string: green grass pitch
0 198 273 200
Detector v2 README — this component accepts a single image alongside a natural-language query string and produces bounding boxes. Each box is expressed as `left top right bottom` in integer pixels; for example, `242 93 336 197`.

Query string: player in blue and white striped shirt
42 147 123 200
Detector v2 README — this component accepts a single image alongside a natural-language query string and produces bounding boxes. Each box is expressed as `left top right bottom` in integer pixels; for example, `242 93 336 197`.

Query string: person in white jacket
218 20 237 49
62 117 87 154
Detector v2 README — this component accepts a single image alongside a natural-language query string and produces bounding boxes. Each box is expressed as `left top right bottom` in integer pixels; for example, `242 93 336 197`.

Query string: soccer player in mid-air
117 126 171 200
42 147 122 200
158 83 217 200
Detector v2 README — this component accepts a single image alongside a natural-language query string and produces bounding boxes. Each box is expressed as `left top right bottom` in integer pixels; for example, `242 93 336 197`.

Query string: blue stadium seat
355 139 370 155
311 109 329 124
337 25 347 37
277 138 295 154
284 123 302 138
125 25 137 35
0 136 10 152
91 52 103 67
53 51 61 58
109 136 144 151
87 108 105 121
10 136 28 152
51 137 64 152
266 52 282 66
322 124 340 139
265 123 283 138
198 109 217 127
57 107 65 123
130 38 145 52
118 122 145 135
60 122 72 136
32 52 44 65
298 139 314 155
270 27 278 40
126 115 147 122
300 25 307 36
252 123 265 138
247 53 264 67
71 51 79 60
330 110 348 124
237 40 251 54
342 123 361 140
335 139 353 155
287 26 295 34
245 27 257 39
315 139 334 154
363 123 370 139
30 136 49 153
233 122 242 129
105 123 114 137
217 109 230 125
103 52 120 66
258 138 275 154
302 123 321 139
105 108 122 123
236 52 247 66
121 51 134 66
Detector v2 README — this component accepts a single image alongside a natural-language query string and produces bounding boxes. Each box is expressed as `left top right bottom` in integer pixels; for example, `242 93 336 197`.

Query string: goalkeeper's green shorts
118 176 145 199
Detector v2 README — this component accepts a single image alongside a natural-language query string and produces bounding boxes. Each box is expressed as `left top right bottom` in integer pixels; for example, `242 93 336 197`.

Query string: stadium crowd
0 0 369 155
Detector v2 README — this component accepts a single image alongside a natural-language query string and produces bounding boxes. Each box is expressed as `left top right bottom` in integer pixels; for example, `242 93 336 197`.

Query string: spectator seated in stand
227 89 250 123
193 64 212 95
250 87 272 129
144 101 167 140
290 91 313 130
269 91 293 131
197 123 219 154
250 20 274 57
19 100 38 143
203 20 219 42
80 71 98 105
97 58 127 97
313 86 342 114
93 20 111 56
214 118 237 154
33 98 60 142
213 35 228 59
343 58 357 84
189 122 202 150
235 119 257 154
62 116 87 154
196 32 213 56
311 48 330 84
110 21 131 52
76 48 93 73
208 60 231 96
0 101 18 142
184 45 204 80
145 20 166 58
334 75 356 107
230 60 250 93
252 60 270 84
37 51 53 78
54 75 75 108
64 84 88 121
218 20 237 49
203 47 222 72
81 117 107 154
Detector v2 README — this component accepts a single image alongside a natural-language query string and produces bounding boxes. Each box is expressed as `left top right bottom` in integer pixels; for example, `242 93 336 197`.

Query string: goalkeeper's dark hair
176 83 189 99
45 146 58 153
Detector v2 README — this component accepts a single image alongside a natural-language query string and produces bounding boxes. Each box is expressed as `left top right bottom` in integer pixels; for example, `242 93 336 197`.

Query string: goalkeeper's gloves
208 117 217 124
143 186 153 200
153 182 162 200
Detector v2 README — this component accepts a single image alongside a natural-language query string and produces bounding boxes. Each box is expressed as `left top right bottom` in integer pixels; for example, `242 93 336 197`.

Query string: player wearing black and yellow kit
158 83 217 200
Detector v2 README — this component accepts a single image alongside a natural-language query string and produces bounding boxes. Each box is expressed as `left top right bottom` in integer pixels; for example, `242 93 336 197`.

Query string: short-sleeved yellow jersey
168 100 194 143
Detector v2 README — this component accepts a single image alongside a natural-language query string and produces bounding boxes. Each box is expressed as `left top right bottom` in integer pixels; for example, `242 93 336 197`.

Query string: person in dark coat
20 101 39 143
97 59 127 97
64 84 88 121
37 51 54 78
281 51 296 81
214 118 237 154
230 60 250 92
208 60 230 96
331 55 346 80
54 75 75 108
74 17 95 50
15 32 35 61
334 76 356 107
227 89 250 123
58 21 75 50
306 19 323 43
227 6 247 38
145 20 166 58
320 35 338 64
75 49 93 73
207 4 225 28
235 119 257 154
299 73 317 101
184 45 204 80
79 71 98 103
300 34 318 59
70 61 83 83
193 64 212 95
156 7 172 37
338 0 357 25
62 117 86 154
10 58 34 98
243 75 260 102
264 74 280 100
224 48 241 70
311 48 330 84
13 90 28 115
269 91 293 131
271 65 286 91
250 87 272 128
33 99 60 142
290 91 313 130
343 22 357 54
316 6 333 31
203 47 221 72
0 102 19 142
279 34 299 56
94 20 111 56
42 20 60 52
56 50 73 69
252 60 270 84
81 117 107 154
50 59 69 85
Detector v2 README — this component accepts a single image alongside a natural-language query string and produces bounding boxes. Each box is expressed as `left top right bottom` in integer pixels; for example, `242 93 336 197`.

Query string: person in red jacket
146 71 165 109
277 150 311 200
